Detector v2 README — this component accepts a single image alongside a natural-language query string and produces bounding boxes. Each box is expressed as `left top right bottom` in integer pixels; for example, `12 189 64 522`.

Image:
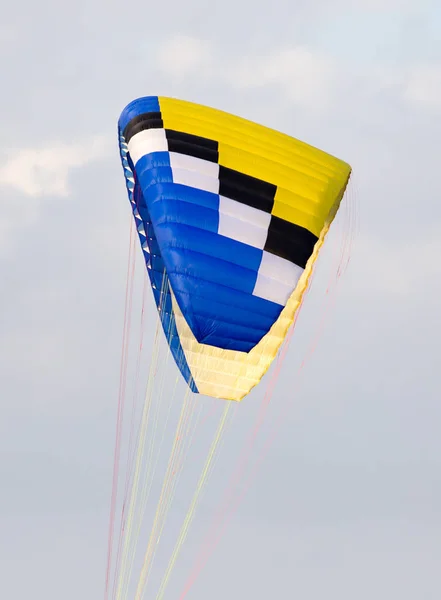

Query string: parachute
118 96 351 401
107 96 354 600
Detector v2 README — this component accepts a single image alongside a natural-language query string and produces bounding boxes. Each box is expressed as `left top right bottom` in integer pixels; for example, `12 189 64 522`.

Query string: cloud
362 61 441 113
0 136 110 197
403 64 441 111
0 136 111 255
156 34 212 82
157 36 336 111
156 34 441 120
227 47 335 110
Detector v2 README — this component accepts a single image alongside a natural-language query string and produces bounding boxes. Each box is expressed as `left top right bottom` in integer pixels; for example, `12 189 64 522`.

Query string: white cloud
0 136 111 255
403 64 441 111
227 47 335 110
0 136 110 197
157 35 441 118
365 61 441 113
157 37 335 111
157 35 212 82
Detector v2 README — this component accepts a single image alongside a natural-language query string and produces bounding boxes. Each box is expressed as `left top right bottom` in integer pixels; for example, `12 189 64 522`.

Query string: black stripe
264 216 318 268
165 129 218 151
124 112 164 143
167 138 219 163
218 166 276 213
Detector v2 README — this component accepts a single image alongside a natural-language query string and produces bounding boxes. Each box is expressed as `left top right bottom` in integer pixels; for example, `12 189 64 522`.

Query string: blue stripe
118 127 197 393
151 200 219 234
138 167 174 191
168 272 282 348
154 222 262 273
168 272 282 319
157 246 268 345
170 281 274 350
137 208 197 392
135 151 172 171
160 247 258 296
148 183 220 212
194 336 254 353
118 96 160 133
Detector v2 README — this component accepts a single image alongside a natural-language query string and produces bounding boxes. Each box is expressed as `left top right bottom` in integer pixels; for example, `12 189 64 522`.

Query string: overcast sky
1 1 440 599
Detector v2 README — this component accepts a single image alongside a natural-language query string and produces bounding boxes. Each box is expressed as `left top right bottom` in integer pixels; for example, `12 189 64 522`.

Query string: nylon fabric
118 96 351 400
118 132 197 393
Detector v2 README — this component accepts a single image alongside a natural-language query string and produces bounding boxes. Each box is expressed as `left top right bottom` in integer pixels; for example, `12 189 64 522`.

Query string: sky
1 1 440 599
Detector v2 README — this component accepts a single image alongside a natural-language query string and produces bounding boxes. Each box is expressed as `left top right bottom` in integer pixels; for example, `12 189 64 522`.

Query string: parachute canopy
118 96 351 401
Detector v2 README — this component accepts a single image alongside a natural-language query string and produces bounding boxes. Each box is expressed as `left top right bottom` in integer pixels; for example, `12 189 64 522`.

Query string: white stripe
219 196 271 228
169 152 219 179
218 197 270 249
252 251 304 305
258 250 304 283
127 129 168 165
171 168 220 194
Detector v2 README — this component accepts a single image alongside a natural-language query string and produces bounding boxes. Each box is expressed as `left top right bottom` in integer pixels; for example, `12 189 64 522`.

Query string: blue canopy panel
118 126 198 393
118 98 306 355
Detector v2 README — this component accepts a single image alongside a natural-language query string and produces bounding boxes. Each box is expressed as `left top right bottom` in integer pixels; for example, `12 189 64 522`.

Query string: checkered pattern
117 95 351 399
126 126 313 307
